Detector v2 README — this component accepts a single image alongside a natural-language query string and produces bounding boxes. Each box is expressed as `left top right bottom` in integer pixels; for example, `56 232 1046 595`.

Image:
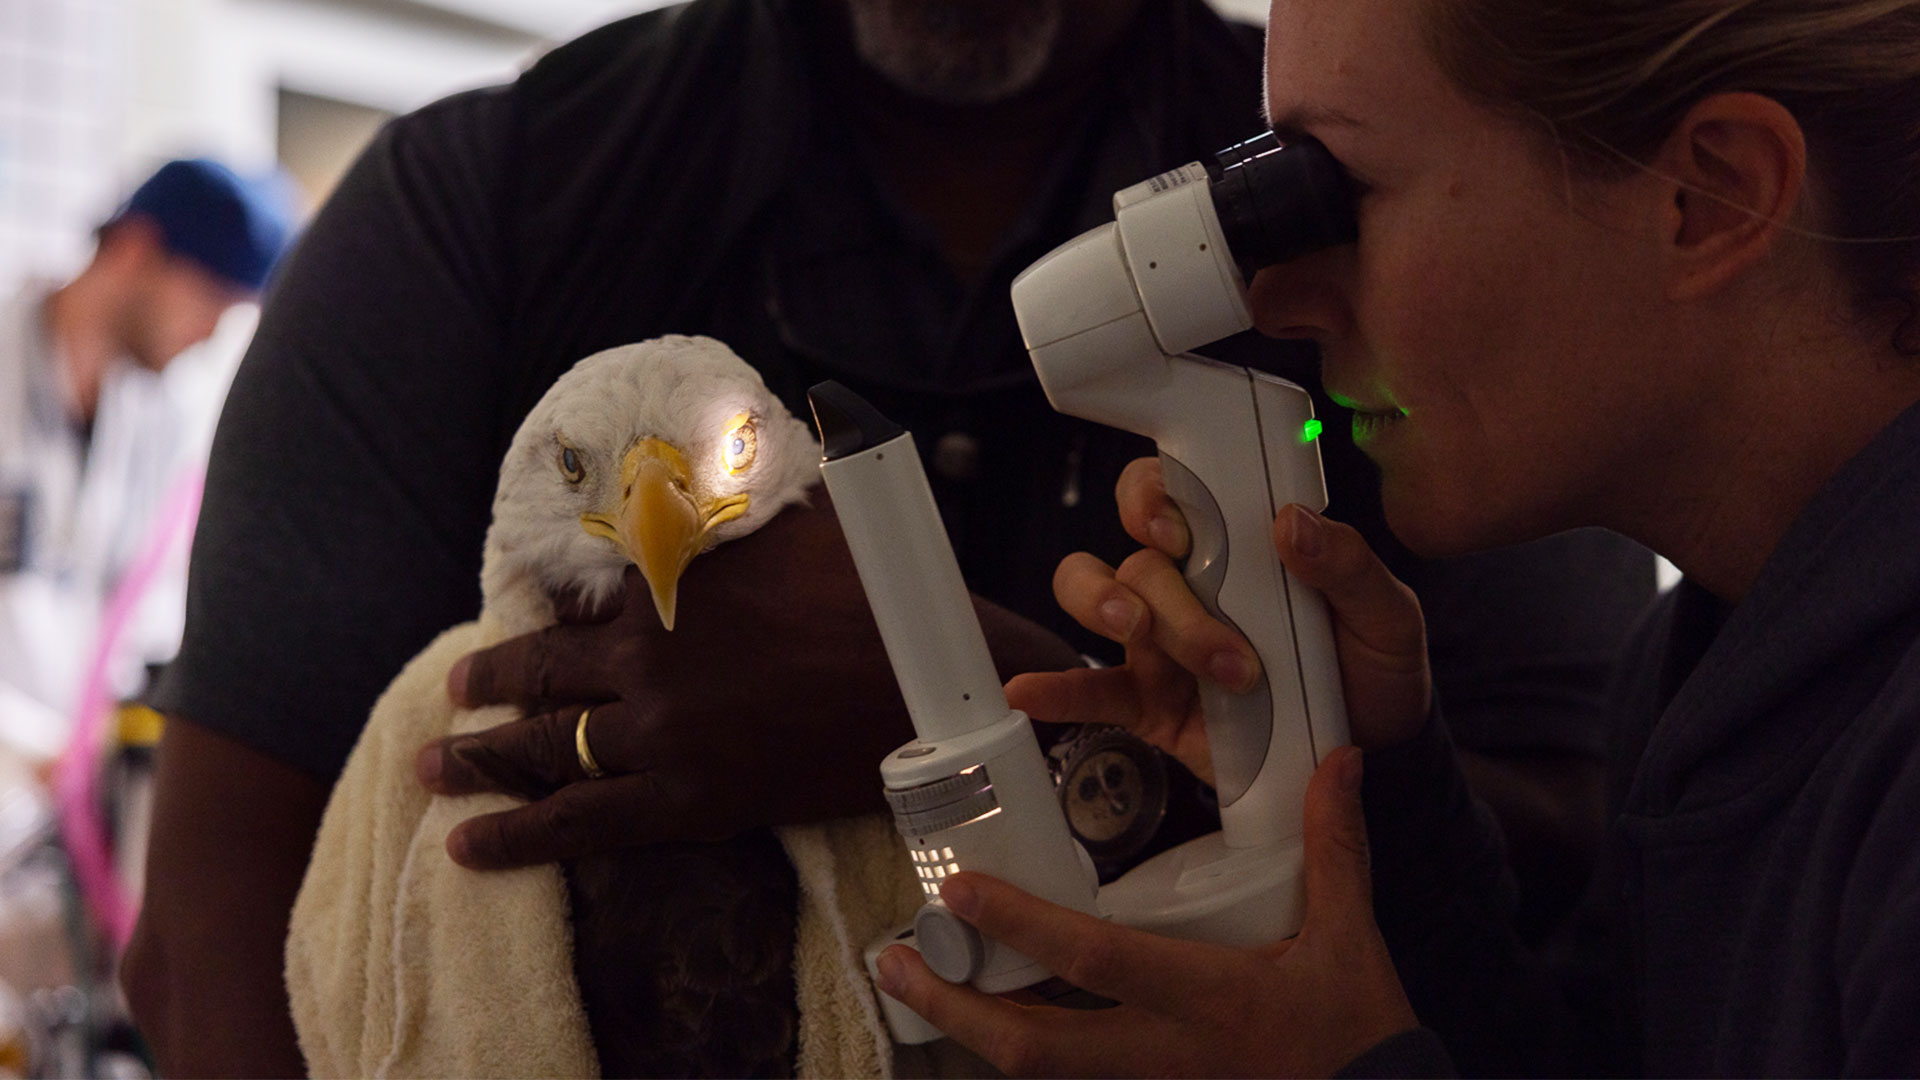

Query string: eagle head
481 336 821 633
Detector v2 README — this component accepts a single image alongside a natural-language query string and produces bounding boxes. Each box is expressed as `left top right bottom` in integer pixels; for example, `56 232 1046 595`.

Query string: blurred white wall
124 0 277 174
0 0 129 285
0 0 670 292
2 0 1271 292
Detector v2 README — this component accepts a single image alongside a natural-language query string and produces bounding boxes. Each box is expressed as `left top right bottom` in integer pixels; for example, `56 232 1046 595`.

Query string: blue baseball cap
110 158 300 293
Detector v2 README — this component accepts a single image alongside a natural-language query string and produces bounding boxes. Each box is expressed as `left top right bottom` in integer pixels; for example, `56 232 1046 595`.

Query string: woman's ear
1652 91 1807 301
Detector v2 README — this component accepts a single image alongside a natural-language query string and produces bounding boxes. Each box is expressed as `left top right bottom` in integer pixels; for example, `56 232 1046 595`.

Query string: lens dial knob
914 903 986 984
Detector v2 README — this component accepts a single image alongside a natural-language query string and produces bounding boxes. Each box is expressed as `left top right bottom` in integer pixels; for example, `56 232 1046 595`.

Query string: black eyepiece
808 380 905 461
1206 132 1358 280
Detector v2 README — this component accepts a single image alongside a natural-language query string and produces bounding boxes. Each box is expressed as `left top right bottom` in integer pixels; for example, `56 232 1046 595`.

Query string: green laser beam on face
1301 418 1323 444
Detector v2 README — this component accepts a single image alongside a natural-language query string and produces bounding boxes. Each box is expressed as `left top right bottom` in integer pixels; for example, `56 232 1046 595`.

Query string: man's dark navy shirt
156 0 1651 797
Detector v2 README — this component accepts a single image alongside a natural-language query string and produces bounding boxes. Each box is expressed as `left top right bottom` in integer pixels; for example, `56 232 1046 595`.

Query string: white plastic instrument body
811 385 1099 1044
818 139 1357 1045
1010 161 1351 944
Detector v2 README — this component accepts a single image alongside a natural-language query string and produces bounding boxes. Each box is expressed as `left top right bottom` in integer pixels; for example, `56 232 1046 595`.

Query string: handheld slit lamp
814 131 1360 1044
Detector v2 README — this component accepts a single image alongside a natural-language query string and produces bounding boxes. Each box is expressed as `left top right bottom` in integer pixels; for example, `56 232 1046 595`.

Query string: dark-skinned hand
415 490 1083 869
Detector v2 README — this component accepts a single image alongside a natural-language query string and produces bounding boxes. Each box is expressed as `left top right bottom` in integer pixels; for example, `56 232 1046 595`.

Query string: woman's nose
1246 249 1352 340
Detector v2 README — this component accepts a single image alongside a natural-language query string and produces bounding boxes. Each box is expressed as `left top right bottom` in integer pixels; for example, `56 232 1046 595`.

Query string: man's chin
844 0 1063 105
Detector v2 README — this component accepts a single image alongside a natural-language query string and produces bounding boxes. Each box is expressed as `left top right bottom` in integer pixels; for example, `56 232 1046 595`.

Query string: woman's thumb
1301 746 1372 936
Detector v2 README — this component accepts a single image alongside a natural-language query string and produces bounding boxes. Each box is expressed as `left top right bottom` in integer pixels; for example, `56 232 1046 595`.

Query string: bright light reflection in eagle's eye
722 413 757 474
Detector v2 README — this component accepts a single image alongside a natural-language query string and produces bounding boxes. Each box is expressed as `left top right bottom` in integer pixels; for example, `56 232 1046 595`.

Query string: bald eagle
288 337 830 1077
486 337 821 1076
483 335 819 636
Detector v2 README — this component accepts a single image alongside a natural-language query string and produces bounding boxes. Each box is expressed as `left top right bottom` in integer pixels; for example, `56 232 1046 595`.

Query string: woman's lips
1324 384 1405 447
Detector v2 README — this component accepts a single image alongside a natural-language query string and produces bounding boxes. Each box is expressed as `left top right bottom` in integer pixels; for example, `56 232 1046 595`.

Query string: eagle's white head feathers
480 336 821 635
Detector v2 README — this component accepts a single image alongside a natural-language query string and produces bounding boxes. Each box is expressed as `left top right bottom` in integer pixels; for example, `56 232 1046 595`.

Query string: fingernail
1290 505 1325 559
1209 651 1256 691
414 744 443 789
876 949 906 999
1338 747 1364 797
445 825 474 868
941 875 979 918
447 656 473 706
1149 515 1188 555
1101 597 1143 640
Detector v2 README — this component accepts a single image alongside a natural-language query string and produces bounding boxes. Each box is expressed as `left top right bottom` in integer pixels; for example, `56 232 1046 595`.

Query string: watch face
1051 725 1168 879
1065 748 1148 843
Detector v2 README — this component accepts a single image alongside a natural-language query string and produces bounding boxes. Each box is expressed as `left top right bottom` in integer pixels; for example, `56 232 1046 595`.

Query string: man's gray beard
845 0 1066 106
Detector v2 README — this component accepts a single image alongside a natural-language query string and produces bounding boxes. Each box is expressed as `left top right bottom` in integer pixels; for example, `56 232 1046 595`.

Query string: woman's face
1255 0 1704 555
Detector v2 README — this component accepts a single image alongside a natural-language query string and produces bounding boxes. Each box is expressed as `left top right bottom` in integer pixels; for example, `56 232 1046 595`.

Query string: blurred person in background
0 158 296 765
125 2 1651 1075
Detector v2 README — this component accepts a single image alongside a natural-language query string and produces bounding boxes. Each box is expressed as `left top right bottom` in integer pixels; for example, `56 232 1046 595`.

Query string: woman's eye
560 446 586 483
722 417 757 474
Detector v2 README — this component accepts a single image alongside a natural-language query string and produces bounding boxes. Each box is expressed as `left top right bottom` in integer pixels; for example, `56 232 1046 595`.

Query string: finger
417 705 621 796
1005 666 1146 729
1115 457 1190 557
1273 506 1427 665
1051 553 1148 645
1010 658 1212 786
1299 746 1373 939
936 872 1242 1015
449 622 615 710
1116 548 1261 692
879 937 1159 1068
444 773 666 869
875 945 1049 1071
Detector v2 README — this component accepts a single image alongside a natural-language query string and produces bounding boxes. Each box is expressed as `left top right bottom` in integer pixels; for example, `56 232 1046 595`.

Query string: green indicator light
1301 418 1324 444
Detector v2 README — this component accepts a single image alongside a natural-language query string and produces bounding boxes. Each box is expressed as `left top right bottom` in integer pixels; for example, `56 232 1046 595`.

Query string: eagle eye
560 445 586 484
722 415 757 475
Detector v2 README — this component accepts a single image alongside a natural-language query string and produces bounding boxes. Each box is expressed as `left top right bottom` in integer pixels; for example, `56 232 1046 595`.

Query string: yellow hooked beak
580 438 750 630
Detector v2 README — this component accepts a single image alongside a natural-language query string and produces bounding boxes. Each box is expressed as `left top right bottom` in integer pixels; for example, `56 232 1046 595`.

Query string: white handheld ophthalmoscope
810 382 1100 1042
811 132 1364 1047
1009 132 1359 946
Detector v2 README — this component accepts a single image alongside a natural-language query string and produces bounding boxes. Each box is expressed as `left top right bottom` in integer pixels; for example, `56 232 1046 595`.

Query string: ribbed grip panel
886 768 1001 838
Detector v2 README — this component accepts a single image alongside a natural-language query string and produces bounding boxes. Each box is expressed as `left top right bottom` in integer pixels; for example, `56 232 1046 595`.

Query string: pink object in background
52 466 202 952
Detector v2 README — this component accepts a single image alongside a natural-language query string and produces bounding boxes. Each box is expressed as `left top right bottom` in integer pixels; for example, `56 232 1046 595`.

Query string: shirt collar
757 0 1228 395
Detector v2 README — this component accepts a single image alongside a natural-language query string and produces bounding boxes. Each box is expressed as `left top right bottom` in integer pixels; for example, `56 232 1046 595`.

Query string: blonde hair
1425 0 1920 352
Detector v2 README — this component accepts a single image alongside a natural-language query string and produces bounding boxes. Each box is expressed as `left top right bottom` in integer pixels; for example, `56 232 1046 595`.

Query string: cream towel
287 613 933 1078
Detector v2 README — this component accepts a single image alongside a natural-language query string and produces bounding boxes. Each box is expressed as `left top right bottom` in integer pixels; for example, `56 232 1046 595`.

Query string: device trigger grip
1156 451 1275 809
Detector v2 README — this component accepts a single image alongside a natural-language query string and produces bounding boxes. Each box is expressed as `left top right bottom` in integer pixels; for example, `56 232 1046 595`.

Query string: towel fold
286 614 940 1078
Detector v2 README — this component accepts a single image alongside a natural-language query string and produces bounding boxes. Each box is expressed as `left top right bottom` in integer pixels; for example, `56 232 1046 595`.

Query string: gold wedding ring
575 706 607 779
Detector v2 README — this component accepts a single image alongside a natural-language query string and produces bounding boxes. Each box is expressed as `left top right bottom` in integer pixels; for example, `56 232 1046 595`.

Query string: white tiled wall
0 0 127 288
0 0 1270 295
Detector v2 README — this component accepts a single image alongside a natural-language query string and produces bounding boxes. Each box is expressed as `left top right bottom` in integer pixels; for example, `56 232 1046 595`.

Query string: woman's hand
1007 459 1432 780
876 747 1420 1077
